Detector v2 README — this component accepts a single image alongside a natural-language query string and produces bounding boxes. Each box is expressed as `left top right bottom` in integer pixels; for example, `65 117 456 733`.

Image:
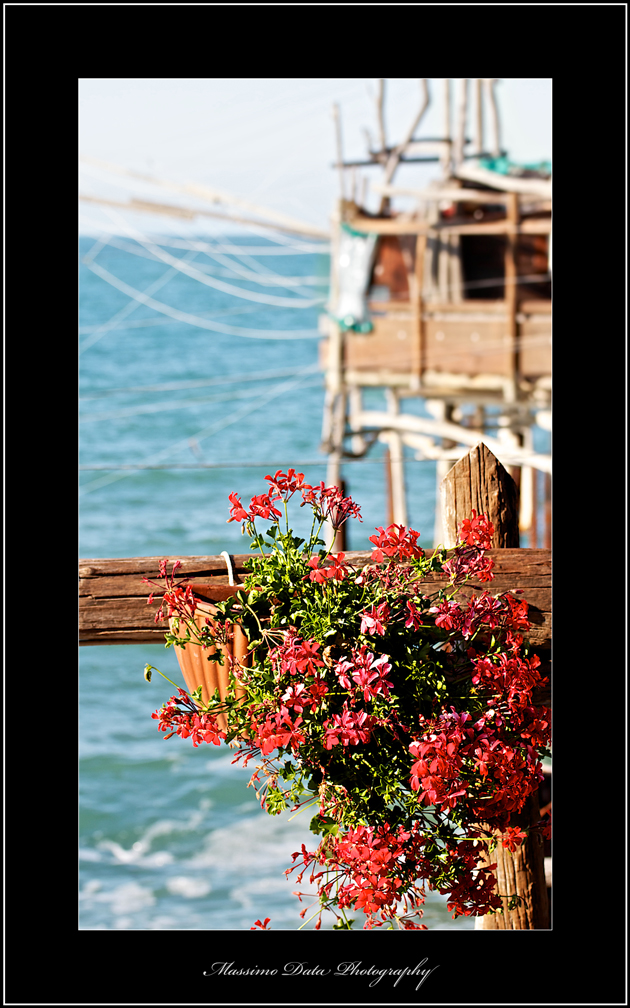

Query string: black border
5 5 628 1005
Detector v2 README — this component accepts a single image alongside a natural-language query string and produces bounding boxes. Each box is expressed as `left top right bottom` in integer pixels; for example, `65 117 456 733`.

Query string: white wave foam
186 809 314 875
90 881 156 915
166 876 211 899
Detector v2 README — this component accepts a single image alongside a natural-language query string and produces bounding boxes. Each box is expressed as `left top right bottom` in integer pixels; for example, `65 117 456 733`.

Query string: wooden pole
384 446 394 526
505 192 520 382
530 465 538 548
383 389 408 528
483 78 501 158
333 479 347 553
441 78 452 179
544 473 552 549
332 104 345 199
441 444 549 929
376 78 387 154
475 77 483 155
454 78 468 169
441 442 520 549
413 233 426 386
379 79 430 211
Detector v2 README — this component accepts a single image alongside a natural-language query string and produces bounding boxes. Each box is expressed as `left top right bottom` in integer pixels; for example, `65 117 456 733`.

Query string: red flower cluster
227 472 363 534
410 648 549 829
458 509 495 549
152 689 225 747
287 822 430 929
500 826 528 852
334 646 393 702
269 633 326 678
264 468 309 501
144 560 200 624
148 493 550 931
252 707 306 755
323 704 377 749
369 524 424 563
441 542 495 583
300 482 363 529
227 491 282 524
359 601 390 636
281 677 329 713
430 591 523 639
304 553 348 583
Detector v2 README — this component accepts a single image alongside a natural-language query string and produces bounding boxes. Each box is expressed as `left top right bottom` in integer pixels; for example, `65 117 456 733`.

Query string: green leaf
310 813 339 837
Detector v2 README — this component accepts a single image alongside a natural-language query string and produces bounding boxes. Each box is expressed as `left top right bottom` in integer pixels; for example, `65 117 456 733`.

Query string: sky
79 78 551 237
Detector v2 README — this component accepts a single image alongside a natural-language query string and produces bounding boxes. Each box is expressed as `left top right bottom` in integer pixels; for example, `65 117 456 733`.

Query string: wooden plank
80 194 330 240
345 214 550 237
81 157 331 239
436 219 550 236
344 313 550 381
79 548 550 649
423 318 515 377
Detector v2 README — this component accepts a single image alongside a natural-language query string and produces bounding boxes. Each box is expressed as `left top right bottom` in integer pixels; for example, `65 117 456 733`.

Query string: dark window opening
460 235 506 299
460 234 550 301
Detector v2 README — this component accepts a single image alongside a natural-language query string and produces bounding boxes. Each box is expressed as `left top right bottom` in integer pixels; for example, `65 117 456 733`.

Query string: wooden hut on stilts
320 79 551 549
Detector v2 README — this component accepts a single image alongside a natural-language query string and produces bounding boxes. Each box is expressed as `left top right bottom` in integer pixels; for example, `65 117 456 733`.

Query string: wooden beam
79 194 331 240
351 412 552 473
80 157 331 240
373 185 550 210
79 548 550 653
343 213 550 236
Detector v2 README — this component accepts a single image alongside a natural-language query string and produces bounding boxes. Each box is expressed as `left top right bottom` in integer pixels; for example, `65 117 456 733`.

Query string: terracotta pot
169 585 249 732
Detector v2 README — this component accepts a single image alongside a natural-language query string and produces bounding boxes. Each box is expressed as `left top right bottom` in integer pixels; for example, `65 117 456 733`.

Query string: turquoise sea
79 229 548 931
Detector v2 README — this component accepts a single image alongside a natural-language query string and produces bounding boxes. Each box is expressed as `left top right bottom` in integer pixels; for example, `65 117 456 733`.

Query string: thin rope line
79 366 311 399
76 457 457 471
79 377 322 422
79 245 201 354
98 207 325 309
82 259 321 339
78 365 320 496
95 232 327 291
79 304 262 335
79 219 328 255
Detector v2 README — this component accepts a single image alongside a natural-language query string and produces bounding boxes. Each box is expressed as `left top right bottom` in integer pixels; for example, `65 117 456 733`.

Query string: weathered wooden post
441 442 550 929
440 441 520 549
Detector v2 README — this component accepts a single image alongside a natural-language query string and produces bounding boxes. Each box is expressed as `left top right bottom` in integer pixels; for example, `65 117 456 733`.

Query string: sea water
79 230 547 930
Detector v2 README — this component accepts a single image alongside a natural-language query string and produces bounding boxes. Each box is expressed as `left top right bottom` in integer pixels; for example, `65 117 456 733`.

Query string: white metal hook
220 551 236 586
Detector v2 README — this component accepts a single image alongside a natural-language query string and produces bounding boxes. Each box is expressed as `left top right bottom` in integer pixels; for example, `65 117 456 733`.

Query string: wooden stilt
530 465 538 548
544 473 552 549
384 446 394 526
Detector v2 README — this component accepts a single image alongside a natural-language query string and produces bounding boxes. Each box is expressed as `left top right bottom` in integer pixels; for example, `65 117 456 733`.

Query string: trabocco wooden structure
321 78 551 550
